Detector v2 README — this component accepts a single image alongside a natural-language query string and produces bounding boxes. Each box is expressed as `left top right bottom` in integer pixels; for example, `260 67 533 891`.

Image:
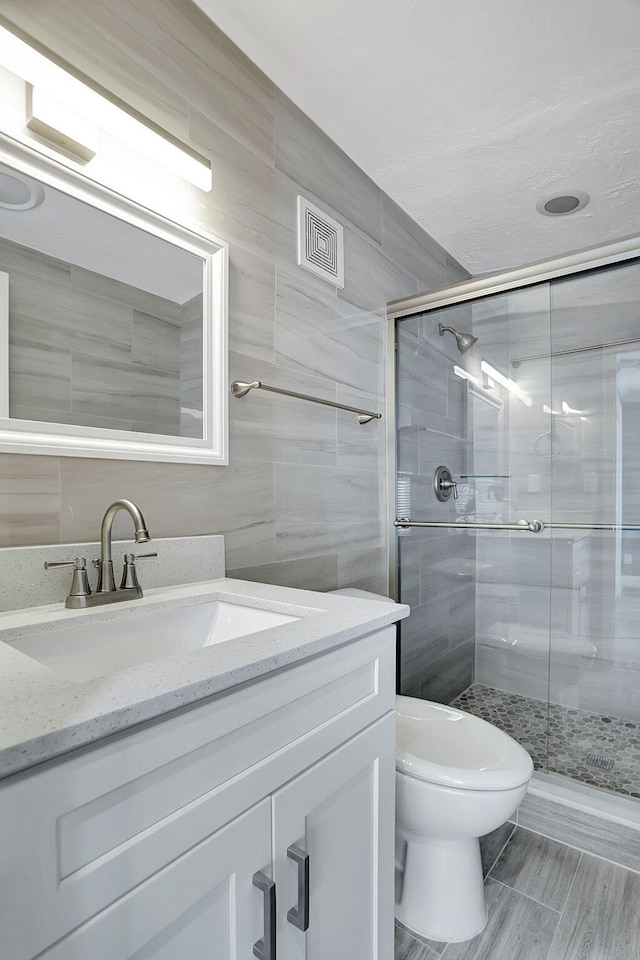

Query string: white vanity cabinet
0 626 396 960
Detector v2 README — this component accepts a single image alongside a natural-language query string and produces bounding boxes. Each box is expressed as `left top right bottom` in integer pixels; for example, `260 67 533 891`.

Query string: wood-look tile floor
395 825 640 960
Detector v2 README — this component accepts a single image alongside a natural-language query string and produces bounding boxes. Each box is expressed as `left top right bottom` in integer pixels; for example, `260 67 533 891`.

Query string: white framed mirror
0 132 228 465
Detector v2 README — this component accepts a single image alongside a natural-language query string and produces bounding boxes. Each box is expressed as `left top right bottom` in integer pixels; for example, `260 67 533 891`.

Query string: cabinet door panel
273 714 395 960
0 629 394 960
39 799 271 960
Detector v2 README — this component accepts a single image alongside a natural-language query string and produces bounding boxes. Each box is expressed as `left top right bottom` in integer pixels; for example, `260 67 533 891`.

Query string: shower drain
584 753 615 772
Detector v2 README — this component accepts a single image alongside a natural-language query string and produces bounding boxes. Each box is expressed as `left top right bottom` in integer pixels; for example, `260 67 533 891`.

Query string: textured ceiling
193 0 640 276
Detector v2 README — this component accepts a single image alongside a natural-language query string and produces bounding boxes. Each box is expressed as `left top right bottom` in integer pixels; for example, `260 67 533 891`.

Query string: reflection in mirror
0 134 228 465
0 159 204 439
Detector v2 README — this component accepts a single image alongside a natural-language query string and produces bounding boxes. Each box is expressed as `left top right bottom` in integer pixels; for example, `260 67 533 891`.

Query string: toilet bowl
326 592 533 942
395 694 533 943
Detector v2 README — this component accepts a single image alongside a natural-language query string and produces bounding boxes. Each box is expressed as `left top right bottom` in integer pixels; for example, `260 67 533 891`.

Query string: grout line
557 851 582 919
395 920 444 960
542 852 583 960
488 876 562 914
484 822 518 879
514 821 640 876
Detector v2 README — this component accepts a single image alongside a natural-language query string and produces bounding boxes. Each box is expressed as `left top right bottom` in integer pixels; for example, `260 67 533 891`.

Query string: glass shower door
546 261 640 798
395 284 554 775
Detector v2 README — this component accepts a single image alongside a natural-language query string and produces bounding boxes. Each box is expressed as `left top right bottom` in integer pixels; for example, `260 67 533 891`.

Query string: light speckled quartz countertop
0 578 408 780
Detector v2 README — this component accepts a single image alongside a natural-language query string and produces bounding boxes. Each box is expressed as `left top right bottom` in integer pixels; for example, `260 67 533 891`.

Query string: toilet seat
396 695 533 791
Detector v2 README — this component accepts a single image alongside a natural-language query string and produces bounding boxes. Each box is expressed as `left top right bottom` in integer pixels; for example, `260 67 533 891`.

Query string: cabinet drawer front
0 627 395 959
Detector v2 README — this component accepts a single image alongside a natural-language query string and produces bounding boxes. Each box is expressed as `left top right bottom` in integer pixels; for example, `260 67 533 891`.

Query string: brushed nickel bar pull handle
286 843 310 932
232 379 381 424
252 871 276 960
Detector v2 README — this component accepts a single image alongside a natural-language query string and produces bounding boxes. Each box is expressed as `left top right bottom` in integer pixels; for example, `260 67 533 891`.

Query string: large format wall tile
275 91 381 244
229 351 338 468
0 455 60 547
275 462 382 562
0 0 460 597
275 269 385 394
227 554 339 593
189 110 277 263
381 196 448 294
59 458 277 570
339 224 418 313
338 546 388 594
228 246 276 363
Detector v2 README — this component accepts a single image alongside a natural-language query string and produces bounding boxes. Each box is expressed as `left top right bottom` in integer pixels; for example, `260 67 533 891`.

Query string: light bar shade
27 86 97 163
0 24 212 190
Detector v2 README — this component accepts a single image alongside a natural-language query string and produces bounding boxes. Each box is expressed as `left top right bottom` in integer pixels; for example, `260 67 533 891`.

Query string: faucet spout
97 499 150 592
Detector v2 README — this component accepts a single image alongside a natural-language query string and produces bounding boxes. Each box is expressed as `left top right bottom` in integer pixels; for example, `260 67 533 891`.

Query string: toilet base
395 830 487 943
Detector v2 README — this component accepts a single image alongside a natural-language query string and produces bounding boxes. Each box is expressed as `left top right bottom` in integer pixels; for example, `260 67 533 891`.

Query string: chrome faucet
44 499 156 609
96 499 150 593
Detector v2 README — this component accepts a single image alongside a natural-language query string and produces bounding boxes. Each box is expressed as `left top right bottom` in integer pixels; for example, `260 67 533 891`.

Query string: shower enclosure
390 237 640 801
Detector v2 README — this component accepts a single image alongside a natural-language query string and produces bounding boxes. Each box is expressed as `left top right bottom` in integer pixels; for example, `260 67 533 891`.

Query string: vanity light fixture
0 23 212 190
27 86 98 164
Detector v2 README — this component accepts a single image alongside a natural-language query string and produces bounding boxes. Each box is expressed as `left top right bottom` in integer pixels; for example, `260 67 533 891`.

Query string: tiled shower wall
0 0 468 591
397 307 476 701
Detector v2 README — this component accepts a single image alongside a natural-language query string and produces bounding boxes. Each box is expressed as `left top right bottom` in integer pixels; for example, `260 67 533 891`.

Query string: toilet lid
395 695 533 791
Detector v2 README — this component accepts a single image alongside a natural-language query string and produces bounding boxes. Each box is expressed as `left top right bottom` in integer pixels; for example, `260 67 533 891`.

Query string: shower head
438 323 478 354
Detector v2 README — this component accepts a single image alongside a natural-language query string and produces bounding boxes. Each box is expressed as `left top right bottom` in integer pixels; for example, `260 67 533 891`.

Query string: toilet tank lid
395 695 533 791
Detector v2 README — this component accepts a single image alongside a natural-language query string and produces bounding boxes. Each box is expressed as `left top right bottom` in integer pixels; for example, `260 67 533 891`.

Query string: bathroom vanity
0 537 407 960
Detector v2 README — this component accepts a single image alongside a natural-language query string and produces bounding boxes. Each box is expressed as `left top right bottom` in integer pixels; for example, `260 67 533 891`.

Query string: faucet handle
44 557 92 599
120 551 157 590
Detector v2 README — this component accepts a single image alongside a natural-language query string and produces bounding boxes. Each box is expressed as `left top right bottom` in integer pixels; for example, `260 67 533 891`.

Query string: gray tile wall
4 236 184 436
0 0 468 596
396 312 475 700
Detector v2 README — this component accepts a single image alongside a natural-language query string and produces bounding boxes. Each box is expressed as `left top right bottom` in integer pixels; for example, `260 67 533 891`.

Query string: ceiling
193 0 640 277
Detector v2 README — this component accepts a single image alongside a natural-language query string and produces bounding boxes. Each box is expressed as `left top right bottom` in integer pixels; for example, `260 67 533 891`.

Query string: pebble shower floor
452 683 640 799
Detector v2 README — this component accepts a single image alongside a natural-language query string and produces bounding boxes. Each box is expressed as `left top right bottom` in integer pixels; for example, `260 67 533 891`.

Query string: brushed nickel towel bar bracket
394 518 640 533
231 380 382 424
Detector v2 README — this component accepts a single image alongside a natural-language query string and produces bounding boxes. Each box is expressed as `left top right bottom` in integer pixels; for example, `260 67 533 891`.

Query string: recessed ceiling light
0 172 44 211
536 190 590 217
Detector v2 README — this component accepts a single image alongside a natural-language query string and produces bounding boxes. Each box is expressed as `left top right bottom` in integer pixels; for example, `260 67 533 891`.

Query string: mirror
0 133 228 464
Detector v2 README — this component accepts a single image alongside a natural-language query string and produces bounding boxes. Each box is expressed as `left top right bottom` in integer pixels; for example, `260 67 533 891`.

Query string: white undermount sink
4 596 303 682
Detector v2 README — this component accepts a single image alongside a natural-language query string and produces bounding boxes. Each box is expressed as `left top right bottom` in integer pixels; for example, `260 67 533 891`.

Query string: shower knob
433 465 458 502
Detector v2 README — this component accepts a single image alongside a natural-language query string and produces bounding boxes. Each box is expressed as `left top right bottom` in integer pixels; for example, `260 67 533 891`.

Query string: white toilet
327 590 533 942
395 694 533 942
